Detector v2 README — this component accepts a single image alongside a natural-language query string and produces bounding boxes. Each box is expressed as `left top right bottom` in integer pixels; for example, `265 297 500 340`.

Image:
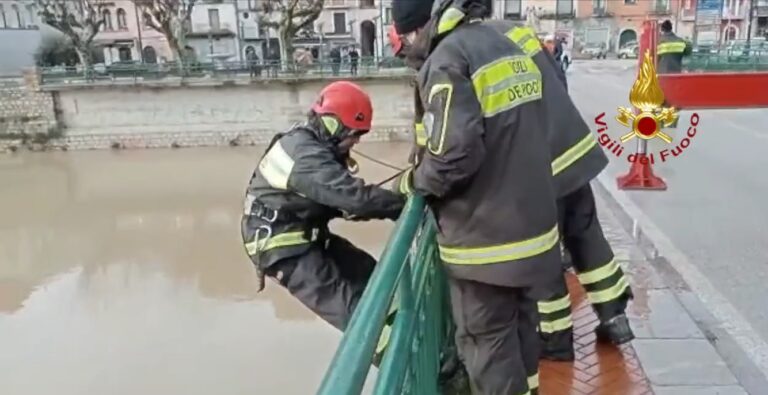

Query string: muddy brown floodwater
0 142 411 395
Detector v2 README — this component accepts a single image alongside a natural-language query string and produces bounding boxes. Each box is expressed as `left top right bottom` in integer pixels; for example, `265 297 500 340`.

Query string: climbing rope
352 148 406 172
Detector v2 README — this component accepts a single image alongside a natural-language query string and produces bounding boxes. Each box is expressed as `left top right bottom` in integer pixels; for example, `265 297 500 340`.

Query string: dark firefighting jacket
657 31 691 74
241 123 405 268
404 2 562 289
488 21 609 198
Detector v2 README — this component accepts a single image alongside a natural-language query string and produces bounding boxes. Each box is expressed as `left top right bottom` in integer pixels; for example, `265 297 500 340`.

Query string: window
143 13 153 29
360 0 375 8
504 0 522 18
208 8 220 30
117 8 127 29
26 4 35 26
243 12 249 19
594 0 606 13
102 9 112 31
0 5 6 29
556 0 573 16
333 12 347 33
11 4 22 28
625 0 636 4
384 7 392 24
118 47 132 61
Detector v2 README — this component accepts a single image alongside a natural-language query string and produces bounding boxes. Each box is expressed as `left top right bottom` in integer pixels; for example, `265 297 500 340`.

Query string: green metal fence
316 195 464 395
683 51 768 72
38 57 410 85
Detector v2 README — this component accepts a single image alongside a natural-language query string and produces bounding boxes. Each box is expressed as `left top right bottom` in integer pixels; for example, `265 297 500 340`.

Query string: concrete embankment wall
1 75 416 152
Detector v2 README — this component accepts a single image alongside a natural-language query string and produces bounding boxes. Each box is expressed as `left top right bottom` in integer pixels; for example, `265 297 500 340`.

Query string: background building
95 0 173 65
186 0 241 63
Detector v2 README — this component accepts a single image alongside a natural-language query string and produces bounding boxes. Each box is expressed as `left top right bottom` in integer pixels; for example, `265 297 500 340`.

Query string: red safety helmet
311 81 373 133
388 25 404 57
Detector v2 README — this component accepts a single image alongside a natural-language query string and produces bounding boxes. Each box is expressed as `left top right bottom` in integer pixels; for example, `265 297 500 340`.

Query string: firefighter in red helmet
240 81 405 330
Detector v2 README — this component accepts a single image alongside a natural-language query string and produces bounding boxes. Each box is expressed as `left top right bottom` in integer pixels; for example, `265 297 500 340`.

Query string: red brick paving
539 273 654 395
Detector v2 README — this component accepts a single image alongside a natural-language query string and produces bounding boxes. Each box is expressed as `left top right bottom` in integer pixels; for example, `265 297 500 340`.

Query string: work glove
391 167 415 196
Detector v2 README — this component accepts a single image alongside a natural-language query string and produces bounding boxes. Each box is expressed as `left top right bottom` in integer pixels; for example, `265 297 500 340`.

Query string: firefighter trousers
260 234 376 331
449 277 540 395
538 184 633 351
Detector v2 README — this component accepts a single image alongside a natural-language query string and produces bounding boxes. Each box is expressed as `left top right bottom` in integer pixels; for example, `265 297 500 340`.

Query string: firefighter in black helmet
391 0 565 392
657 20 691 128
496 22 635 362
657 19 692 74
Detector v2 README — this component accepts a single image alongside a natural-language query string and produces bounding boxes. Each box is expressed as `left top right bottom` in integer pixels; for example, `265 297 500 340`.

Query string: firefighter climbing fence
316 195 457 395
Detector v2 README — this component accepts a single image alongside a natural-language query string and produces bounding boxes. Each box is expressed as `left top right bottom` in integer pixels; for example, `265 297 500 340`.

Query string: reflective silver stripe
439 225 559 265
258 140 294 190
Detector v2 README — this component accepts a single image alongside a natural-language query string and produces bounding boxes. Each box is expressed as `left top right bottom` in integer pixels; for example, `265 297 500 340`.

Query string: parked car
618 44 639 59
582 43 608 59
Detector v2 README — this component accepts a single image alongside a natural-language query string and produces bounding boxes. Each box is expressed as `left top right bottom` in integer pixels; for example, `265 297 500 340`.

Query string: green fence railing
683 51 768 72
316 196 466 395
38 57 410 86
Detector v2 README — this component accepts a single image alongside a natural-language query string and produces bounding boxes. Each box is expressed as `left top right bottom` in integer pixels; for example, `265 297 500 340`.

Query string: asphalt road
568 60 768 359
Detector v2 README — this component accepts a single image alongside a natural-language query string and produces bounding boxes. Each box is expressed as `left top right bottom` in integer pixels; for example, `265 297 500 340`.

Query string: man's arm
411 62 486 199
286 136 405 220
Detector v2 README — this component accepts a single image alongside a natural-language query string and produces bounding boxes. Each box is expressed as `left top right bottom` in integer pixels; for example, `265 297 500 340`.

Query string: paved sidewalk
538 183 749 395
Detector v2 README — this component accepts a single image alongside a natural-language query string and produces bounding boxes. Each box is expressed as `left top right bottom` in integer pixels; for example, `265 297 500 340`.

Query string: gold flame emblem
616 49 678 144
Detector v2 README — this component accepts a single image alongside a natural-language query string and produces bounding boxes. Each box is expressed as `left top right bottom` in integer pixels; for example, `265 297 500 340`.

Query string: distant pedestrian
330 47 341 76
348 47 359 75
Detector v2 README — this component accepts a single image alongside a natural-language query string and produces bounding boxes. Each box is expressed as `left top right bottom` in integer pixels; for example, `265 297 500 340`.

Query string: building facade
94 0 173 65
186 0 241 63
0 0 48 74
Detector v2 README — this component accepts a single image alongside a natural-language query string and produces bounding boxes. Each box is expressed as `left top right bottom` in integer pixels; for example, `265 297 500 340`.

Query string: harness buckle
253 224 273 250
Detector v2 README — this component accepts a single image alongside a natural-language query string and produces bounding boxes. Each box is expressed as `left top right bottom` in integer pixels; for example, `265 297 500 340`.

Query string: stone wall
0 83 58 139
47 75 415 151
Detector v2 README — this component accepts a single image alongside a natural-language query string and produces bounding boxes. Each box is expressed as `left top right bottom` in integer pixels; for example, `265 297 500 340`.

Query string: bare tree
133 0 196 71
259 0 325 67
35 0 107 72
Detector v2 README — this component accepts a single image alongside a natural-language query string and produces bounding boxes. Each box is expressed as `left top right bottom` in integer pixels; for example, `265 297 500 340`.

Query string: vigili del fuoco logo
594 51 700 164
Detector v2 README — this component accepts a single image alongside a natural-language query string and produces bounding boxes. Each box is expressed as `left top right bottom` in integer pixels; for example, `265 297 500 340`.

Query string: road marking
596 172 768 380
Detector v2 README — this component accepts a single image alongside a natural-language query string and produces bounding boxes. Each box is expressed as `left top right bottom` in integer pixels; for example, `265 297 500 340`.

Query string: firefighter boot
540 330 575 361
595 314 635 345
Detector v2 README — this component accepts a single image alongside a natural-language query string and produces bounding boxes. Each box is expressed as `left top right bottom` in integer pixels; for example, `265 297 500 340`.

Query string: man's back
414 21 560 289
658 31 691 73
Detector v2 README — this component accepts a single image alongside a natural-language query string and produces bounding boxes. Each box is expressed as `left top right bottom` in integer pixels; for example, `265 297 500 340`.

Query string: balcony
540 11 575 20
190 22 237 37
592 8 610 17
722 5 748 19
757 4 768 16
325 0 352 8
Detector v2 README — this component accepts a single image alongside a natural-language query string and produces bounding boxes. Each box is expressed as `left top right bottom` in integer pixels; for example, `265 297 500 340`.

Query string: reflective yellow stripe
414 122 427 146
578 258 619 285
506 27 542 56
471 55 542 118
588 276 630 304
528 373 539 390
399 167 413 195
258 140 294 190
538 294 570 314
540 314 573 333
552 133 598 176
245 231 309 255
657 41 687 55
439 225 559 265
437 7 465 34
375 324 392 354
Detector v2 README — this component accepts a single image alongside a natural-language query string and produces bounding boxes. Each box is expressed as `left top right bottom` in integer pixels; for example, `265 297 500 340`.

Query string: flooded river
0 143 411 395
